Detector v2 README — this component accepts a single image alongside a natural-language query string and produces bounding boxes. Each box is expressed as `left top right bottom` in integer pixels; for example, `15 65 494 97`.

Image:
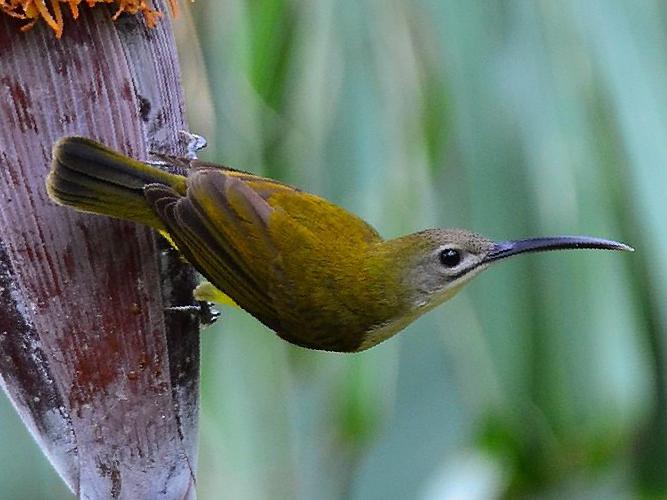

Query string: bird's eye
439 248 461 268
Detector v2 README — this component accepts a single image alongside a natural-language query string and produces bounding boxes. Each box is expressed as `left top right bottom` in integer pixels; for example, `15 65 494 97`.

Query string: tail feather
47 137 187 230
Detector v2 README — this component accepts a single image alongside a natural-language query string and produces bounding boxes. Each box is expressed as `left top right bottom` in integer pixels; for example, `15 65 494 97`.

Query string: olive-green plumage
47 137 633 352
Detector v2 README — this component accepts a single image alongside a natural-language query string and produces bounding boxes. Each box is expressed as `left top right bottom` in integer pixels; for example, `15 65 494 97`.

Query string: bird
46 136 633 352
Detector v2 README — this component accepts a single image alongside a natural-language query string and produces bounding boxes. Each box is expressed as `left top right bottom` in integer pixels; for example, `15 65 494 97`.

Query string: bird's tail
47 136 186 230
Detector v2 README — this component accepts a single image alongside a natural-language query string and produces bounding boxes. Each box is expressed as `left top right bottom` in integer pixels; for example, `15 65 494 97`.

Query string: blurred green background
2 0 667 498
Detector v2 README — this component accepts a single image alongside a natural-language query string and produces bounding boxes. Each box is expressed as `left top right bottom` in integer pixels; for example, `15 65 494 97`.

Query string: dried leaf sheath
0 7 199 498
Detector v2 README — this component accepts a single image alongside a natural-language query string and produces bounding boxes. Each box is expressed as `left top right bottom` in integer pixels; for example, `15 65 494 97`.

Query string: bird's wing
144 170 284 332
195 165 382 246
144 167 384 350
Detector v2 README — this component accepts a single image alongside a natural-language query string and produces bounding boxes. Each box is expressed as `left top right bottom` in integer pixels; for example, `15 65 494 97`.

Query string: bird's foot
178 130 208 159
145 130 207 170
164 302 221 327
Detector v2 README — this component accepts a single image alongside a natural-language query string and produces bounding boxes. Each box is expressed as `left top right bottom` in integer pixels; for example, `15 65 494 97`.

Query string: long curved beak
484 236 634 263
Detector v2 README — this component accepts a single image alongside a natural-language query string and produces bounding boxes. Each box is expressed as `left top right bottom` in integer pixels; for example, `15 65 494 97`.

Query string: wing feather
144 177 282 330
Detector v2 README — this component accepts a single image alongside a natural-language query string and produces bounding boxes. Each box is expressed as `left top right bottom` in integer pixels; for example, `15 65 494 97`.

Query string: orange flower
0 0 185 38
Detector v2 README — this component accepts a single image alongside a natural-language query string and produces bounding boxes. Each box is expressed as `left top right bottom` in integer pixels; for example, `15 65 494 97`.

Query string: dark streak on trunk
0 3 200 499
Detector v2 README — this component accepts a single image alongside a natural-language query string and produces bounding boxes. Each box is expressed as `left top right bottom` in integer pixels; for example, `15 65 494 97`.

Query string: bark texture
0 4 200 498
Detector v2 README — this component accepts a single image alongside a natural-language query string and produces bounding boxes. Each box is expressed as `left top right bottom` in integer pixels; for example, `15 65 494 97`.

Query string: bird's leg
165 305 201 313
157 236 221 327
164 302 221 327
162 281 232 328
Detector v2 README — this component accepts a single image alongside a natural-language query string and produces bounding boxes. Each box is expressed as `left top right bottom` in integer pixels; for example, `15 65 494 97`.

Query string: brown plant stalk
0 3 201 497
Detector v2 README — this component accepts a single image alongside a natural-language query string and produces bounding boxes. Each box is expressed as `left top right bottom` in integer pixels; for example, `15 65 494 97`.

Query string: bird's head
396 229 633 313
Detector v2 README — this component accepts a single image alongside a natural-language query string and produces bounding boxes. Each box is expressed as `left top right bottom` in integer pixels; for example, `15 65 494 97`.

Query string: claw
200 303 221 327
